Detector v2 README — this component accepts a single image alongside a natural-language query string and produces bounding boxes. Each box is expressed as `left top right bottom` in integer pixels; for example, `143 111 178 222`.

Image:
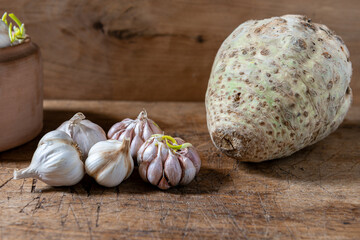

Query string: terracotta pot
0 38 43 152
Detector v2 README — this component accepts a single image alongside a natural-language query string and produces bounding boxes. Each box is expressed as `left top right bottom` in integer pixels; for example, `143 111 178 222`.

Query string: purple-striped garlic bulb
137 134 201 190
107 110 162 159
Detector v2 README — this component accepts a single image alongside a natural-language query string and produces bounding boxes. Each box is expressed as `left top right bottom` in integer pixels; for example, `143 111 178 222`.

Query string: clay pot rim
0 37 38 62
0 36 31 50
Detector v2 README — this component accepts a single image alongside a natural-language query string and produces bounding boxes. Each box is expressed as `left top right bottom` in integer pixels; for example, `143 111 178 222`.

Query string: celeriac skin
206 15 352 162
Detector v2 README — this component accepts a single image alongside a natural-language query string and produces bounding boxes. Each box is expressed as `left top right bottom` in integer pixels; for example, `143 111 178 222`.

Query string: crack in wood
96 203 101 227
31 179 37 193
19 196 40 213
57 192 66 213
257 192 271 222
0 177 13 189
69 204 81 230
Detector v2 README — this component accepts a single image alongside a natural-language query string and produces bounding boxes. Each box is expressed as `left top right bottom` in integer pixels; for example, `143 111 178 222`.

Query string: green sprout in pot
0 12 27 48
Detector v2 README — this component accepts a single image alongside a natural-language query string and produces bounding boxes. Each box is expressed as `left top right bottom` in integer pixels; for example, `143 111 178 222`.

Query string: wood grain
0 100 359 239
0 0 359 103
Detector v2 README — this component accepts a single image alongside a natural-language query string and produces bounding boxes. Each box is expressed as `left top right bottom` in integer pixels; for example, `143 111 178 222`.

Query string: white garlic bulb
57 112 107 158
85 139 134 187
0 21 11 48
13 130 85 186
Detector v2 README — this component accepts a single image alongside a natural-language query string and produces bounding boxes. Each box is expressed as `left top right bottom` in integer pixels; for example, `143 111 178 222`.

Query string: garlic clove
158 177 171 190
178 155 197 185
164 150 182 186
143 121 153 141
106 119 132 138
13 130 85 186
175 137 201 174
137 138 155 162
130 135 144 159
139 141 157 164
130 123 144 157
159 143 169 161
57 112 107 158
139 162 150 182
85 139 134 187
149 120 162 134
146 145 163 185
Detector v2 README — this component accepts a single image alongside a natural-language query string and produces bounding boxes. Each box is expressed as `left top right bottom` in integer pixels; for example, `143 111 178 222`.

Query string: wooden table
0 100 359 239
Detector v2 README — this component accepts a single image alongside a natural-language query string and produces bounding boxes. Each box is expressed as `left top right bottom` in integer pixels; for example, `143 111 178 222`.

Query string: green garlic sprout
1 12 26 44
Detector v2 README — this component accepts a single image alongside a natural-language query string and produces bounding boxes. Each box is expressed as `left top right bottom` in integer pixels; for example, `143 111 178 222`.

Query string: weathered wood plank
0 0 359 103
0 100 359 239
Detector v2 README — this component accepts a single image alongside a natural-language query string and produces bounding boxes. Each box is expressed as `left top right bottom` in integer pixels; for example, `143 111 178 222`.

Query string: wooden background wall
0 0 359 103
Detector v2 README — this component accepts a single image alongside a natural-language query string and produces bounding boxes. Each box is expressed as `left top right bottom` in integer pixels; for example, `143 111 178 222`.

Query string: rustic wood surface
0 100 359 239
0 0 359 104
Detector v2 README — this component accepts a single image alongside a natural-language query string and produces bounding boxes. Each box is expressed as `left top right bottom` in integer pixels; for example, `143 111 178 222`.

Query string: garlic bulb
85 139 134 187
13 130 85 186
108 110 162 159
57 112 107 158
0 21 11 48
137 134 201 190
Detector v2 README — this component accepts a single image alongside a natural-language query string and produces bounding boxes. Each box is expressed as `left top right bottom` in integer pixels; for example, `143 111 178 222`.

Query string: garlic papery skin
137 134 201 190
57 112 107 158
85 139 134 187
13 130 85 186
107 110 162 159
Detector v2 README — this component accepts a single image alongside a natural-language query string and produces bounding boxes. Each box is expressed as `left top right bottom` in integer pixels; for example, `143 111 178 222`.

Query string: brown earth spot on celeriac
296 39 307 49
266 73 271 77
234 92 241 101
327 81 333 89
260 49 270 55
322 52 332 59
335 75 340 83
